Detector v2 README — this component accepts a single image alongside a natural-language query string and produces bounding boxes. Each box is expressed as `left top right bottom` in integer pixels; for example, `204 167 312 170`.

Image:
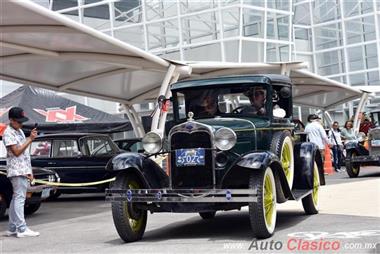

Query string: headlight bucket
142 132 162 154
214 127 237 151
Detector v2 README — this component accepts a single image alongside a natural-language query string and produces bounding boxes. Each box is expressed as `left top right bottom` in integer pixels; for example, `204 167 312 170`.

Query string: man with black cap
2 107 39 238
305 114 330 163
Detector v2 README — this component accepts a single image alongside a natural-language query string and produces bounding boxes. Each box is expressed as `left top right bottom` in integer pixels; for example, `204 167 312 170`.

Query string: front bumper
346 155 380 165
106 189 257 203
26 185 53 201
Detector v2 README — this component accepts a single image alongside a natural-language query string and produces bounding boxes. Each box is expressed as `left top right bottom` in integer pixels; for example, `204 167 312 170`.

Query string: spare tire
270 131 294 189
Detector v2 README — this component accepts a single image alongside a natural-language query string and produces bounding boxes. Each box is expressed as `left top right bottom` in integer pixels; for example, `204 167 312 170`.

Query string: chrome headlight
215 127 237 151
142 132 162 154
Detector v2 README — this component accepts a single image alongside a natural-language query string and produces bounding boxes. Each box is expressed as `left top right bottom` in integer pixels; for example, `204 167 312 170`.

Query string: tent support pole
353 92 369 134
158 72 180 133
151 64 177 134
123 104 145 138
129 105 145 138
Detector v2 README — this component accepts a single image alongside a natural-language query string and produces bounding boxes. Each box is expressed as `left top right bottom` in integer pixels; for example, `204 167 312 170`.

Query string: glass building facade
17 0 380 116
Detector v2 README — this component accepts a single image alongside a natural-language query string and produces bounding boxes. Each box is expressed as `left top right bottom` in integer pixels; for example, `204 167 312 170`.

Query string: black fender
293 142 325 190
106 152 169 189
221 151 292 202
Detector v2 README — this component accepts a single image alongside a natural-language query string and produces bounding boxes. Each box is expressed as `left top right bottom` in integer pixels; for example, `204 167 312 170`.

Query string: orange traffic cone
324 145 334 175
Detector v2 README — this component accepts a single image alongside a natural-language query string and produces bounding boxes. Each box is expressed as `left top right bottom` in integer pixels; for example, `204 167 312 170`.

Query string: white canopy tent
1 0 366 137
0 0 190 136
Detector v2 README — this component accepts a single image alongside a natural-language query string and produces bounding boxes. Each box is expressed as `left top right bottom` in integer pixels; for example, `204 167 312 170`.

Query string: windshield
173 85 269 120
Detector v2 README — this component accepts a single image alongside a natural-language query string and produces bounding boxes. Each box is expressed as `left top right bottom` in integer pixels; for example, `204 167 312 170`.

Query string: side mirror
157 95 172 104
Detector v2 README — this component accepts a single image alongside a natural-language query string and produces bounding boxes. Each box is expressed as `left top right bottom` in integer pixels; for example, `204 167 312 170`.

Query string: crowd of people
304 112 377 172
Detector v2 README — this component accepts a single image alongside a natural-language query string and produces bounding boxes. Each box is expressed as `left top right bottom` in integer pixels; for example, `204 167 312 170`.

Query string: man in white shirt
304 114 330 163
3 107 40 238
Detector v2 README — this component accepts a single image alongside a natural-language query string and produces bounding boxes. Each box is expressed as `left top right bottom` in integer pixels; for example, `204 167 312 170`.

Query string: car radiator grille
170 131 213 188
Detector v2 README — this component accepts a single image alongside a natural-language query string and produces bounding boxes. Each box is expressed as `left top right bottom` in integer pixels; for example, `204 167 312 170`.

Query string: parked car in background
113 138 142 152
345 127 380 177
30 133 121 198
0 166 58 218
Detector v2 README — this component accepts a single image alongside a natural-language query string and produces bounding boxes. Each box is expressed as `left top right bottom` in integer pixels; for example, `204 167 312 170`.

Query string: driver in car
241 87 267 115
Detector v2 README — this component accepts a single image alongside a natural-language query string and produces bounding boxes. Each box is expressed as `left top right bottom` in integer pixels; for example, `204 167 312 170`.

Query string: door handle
47 162 56 165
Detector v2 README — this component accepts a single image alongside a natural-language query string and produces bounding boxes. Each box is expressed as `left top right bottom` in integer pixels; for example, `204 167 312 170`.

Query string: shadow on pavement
105 209 309 245
0 193 108 223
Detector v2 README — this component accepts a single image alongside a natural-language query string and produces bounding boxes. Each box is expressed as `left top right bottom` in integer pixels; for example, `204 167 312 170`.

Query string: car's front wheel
249 167 277 239
111 173 147 243
346 150 360 178
24 202 41 215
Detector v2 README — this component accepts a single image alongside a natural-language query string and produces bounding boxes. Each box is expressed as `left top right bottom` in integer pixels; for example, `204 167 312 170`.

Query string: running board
290 189 313 201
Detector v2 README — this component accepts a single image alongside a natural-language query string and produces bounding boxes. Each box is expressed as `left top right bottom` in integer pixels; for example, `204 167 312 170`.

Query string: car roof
113 138 142 142
171 74 292 91
34 133 110 140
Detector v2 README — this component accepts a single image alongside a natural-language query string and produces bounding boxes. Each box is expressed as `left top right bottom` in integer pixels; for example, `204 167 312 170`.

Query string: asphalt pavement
1 167 380 254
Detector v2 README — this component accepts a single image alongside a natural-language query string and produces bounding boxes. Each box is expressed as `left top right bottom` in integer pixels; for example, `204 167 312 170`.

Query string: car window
175 85 269 120
30 141 52 158
128 141 143 152
83 137 114 156
52 140 80 158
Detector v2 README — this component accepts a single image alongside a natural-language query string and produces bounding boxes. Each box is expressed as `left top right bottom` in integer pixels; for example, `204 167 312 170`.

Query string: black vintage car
106 75 325 242
0 166 58 217
30 133 120 198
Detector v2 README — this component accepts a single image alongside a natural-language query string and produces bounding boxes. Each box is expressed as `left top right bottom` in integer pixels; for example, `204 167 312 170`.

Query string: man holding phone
2 107 40 238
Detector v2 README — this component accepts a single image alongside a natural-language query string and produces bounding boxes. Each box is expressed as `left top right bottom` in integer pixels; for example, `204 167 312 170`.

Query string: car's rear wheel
24 202 41 215
199 211 216 220
302 162 320 214
346 150 360 178
111 173 147 243
0 194 7 218
249 167 277 239
270 131 294 189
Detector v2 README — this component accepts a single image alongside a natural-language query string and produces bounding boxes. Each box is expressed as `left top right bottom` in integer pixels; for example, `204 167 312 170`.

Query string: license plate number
175 148 205 167
41 188 51 199
371 140 380 147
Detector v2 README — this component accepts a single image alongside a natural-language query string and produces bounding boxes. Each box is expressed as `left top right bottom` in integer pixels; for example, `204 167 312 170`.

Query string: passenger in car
241 87 267 115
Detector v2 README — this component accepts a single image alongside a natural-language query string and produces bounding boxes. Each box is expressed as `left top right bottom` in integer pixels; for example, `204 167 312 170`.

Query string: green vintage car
106 74 325 242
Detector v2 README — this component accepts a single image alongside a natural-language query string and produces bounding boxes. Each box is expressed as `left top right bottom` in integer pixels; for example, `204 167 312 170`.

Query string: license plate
175 148 205 167
41 188 51 199
371 140 380 147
